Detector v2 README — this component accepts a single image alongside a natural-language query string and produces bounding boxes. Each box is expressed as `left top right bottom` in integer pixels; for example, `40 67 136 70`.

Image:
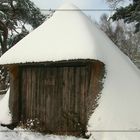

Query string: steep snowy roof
0 3 140 140
0 3 100 65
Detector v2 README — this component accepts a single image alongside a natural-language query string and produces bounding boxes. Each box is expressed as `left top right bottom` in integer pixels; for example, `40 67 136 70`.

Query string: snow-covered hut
0 3 105 137
1 2 140 140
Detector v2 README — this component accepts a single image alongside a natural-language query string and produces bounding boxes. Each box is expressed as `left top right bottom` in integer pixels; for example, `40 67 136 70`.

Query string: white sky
30 0 111 21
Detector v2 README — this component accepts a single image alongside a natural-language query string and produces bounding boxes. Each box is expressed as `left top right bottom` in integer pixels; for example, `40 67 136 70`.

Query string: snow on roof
0 3 99 65
0 3 140 140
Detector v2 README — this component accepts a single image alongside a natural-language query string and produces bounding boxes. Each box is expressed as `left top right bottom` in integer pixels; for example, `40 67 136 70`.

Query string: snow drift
0 89 11 124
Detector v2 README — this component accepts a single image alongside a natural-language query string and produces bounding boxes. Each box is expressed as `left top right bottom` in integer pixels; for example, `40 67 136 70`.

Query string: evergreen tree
0 0 46 54
0 0 46 94
107 0 140 33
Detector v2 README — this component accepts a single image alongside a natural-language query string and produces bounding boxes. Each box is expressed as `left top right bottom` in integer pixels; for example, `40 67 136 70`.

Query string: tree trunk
0 20 8 54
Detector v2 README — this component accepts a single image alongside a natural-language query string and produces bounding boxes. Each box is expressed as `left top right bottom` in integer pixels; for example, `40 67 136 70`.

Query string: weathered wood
9 60 105 137
9 65 19 123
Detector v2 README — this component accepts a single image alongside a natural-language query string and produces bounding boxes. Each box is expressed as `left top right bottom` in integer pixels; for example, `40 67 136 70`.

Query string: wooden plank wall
9 65 20 124
17 61 104 137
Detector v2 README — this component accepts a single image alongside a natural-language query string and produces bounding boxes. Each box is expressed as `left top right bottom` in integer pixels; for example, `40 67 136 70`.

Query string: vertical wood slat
16 60 104 137
9 66 19 124
21 67 26 122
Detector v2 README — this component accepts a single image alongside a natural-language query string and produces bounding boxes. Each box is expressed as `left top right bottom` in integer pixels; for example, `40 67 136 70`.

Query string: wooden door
19 61 104 137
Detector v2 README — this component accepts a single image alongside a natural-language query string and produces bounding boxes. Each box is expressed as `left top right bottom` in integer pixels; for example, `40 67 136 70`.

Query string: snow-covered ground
0 126 85 140
0 2 140 140
0 89 11 124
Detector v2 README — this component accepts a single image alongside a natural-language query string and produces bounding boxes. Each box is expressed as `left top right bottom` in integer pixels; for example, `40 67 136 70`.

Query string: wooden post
9 65 20 124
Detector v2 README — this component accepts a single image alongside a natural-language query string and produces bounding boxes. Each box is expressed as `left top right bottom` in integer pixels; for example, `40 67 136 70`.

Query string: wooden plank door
19 61 104 137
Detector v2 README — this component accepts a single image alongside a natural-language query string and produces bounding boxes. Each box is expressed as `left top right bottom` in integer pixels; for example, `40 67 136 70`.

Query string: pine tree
0 0 46 54
0 0 46 94
108 0 140 33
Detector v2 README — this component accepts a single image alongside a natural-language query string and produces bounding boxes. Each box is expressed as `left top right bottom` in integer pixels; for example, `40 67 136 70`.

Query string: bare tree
99 14 140 67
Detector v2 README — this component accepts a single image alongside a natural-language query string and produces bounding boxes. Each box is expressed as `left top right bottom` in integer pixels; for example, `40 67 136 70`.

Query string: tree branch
0 20 8 54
